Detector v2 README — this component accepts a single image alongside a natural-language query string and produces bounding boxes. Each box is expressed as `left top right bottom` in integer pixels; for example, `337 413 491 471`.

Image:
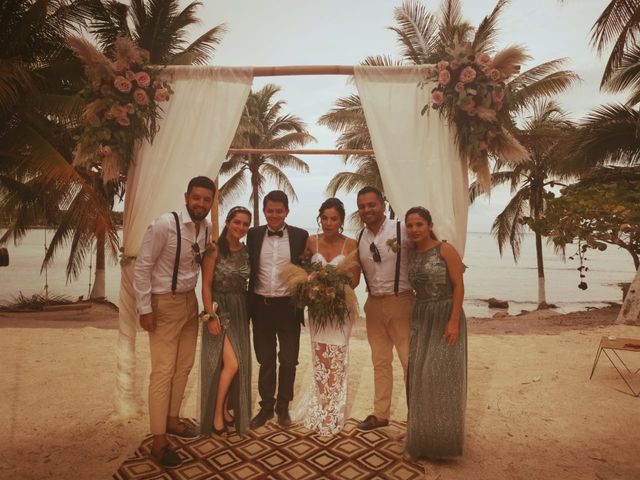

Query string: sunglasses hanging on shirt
370 242 382 263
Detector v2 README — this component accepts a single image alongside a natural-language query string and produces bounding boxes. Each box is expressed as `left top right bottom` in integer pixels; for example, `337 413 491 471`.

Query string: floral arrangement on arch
280 256 358 332
423 40 530 189
67 37 172 183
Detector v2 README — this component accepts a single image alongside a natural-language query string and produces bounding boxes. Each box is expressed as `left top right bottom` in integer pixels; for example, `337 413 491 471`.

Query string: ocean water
0 229 635 318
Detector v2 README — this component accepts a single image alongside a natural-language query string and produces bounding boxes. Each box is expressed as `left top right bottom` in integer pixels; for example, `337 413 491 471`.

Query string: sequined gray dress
405 243 467 459
200 247 251 435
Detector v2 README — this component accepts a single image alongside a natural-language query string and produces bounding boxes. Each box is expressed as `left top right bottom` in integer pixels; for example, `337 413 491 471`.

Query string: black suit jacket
246 224 309 323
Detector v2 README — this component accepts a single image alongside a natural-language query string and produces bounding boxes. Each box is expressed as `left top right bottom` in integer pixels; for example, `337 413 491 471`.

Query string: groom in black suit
247 190 308 428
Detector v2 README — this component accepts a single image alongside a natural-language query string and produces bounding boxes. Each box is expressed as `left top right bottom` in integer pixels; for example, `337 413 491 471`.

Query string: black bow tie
267 229 284 237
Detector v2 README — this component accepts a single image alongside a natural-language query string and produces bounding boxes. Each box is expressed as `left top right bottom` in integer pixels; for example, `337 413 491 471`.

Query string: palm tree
0 1 119 296
469 100 576 307
220 84 315 226
84 0 227 65
76 0 227 296
589 0 640 90
563 0 640 171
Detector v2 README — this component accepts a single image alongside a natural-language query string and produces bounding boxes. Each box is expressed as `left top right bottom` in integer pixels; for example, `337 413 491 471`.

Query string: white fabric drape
115 67 253 416
354 66 468 256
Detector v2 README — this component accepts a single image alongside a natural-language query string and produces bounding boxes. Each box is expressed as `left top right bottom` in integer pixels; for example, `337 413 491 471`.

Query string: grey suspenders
357 221 402 295
170 212 208 293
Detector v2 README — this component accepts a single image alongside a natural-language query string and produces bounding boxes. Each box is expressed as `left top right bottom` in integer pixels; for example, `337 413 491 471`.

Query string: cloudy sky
189 0 619 231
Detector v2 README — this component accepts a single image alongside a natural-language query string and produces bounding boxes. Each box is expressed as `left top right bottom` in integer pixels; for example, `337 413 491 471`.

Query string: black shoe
150 445 182 468
223 411 235 428
276 409 291 427
356 414 389 431
210 424 227 437
250 408 274 429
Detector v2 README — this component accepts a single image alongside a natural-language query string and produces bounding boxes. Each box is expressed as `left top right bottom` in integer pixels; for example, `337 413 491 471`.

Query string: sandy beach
1 303 639 479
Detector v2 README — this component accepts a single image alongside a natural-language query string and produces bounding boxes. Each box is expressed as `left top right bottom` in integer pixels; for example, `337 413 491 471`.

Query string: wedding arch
115 65 469 416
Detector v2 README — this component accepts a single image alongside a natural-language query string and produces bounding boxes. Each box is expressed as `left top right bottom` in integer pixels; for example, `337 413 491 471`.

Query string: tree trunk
251 169 260 227
252 190 260 227
90 232 106 299
535 230 547 307
616 267 640 325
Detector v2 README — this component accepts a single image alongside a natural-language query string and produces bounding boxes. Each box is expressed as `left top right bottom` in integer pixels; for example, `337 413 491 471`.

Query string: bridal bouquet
67 36 173 183
280 255 358 332
422 39 530 190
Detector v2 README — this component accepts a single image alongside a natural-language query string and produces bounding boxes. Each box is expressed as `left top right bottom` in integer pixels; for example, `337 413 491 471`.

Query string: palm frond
565 103 640 169
218 169 247 206
468 170 518 203
491 186 530 261
170 23 227 65
472 0 509 53
390 0 439 65
602 42 640 97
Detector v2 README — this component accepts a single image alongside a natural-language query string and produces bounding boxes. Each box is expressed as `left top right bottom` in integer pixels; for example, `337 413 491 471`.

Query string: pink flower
135 71 151 87
154 87 169 102
86 112 101 127
431 90 444 105
459 66 477 84
106 104 128 120
114 76 132 93
489 69 502 81
125 103 135 114
125 70 136 81
133 88 149 105
116 116 130 126
99 144 113 156
438 69 451 85
476 106 497 122
437 60 449 71
477 53 491 65
454 82 464 93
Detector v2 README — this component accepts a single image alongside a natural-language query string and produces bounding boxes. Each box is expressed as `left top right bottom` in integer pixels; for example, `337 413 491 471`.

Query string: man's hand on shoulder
140 312 157 332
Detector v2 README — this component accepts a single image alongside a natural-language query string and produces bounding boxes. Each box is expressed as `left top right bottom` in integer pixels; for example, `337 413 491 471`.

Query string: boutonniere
386 238 400 253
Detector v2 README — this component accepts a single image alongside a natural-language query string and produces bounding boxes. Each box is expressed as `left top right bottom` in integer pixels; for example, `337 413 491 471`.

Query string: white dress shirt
134 205 211 314
358 218 411 296
254 226 291 297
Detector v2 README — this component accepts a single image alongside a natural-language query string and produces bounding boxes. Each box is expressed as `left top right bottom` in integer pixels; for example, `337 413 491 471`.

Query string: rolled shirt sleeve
133 218 169 315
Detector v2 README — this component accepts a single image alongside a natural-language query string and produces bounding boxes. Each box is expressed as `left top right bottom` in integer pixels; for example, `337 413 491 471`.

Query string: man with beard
355 186 414 431
134 176 215 468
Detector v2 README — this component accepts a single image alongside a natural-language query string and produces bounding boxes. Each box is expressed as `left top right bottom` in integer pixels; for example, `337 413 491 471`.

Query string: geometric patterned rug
113 418 425 479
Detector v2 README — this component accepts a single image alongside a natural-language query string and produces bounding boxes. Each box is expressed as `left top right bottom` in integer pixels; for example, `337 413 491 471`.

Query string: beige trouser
148 290 199 435
364 291 414 421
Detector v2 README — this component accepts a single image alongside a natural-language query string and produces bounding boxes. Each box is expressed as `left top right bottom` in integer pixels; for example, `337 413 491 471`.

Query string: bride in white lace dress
293 198 360 436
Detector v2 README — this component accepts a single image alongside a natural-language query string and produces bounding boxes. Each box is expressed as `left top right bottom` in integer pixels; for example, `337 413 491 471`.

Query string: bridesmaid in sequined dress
200 206 252 436
404 207 467 460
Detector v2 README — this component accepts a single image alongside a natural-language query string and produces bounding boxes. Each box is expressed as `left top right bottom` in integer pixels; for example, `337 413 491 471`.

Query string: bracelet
199 302 219 323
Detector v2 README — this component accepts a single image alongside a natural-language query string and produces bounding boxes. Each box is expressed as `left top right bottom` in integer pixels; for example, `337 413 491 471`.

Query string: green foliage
0 292 75 311
527 167 640 273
